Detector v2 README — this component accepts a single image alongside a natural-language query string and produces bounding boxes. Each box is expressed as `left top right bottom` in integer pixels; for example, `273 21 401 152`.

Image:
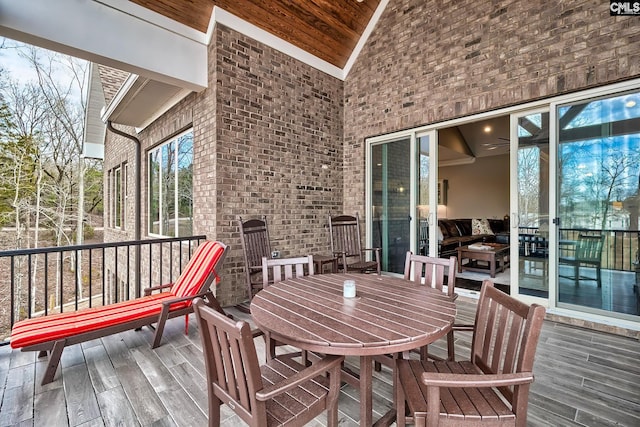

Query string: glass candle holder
343 279 356 298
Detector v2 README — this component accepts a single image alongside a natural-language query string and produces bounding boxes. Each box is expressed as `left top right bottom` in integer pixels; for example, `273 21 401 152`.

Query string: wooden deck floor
0 296 639 426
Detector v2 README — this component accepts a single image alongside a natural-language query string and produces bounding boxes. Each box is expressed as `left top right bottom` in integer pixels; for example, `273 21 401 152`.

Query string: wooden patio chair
329 213 381 275
262 255 314 361
395 280 546 427
10 240 229 385
193 298 343 427
403 252 458 361
559 233 605 287
238 216 273 307
374 252 458 371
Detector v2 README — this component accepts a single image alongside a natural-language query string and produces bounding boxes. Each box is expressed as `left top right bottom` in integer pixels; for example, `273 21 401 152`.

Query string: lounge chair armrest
144 283 174 295
160 290 212 306
422 371 534 388
255 355 343 401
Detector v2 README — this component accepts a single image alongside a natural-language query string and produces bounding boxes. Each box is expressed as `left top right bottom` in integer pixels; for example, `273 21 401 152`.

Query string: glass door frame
509 107 555 308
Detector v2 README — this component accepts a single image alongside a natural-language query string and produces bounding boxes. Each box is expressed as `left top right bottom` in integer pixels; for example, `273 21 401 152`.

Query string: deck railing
519 227 639 271
0 235 207 342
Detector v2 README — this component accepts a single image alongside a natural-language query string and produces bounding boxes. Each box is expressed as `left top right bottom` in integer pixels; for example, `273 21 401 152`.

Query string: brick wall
103 25 344 306
343 0 640 216
212 25 344 305
101 0 640 306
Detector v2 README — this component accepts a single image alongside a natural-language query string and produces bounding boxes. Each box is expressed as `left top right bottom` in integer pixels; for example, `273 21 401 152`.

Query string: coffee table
457 243 510 278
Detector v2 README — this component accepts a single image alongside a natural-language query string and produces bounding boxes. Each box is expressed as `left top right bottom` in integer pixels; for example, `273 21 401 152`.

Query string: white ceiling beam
0 0 208 91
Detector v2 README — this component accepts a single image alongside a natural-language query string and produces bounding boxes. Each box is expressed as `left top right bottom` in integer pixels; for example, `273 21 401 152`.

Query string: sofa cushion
457 219 473 236
472 218 495 235
488 218 507 234
439 219 460 238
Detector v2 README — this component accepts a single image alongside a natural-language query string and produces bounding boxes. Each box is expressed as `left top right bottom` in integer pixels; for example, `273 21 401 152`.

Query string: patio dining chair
559 233 604 287
403 252 458 361
262 255 314 361
193 298 343 427
329 213 381 275
395 280 546 427
374 253 458 372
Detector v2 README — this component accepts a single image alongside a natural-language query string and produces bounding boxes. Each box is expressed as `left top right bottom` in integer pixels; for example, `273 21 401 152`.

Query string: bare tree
0 41 99 316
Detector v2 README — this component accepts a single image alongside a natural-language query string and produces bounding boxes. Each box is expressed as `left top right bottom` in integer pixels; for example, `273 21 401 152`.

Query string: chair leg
152 305 171 349
208 393 221 427
446 330 455 361
597 265 602 287
41 340 66 385
326 367 341 427
266 332 277 360
396 365 407 427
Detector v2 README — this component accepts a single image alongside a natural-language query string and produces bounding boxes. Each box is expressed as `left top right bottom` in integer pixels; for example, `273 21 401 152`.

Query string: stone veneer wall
343 0 640 217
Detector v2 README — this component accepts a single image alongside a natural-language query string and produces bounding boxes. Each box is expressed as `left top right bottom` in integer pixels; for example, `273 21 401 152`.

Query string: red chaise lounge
10 240 229 385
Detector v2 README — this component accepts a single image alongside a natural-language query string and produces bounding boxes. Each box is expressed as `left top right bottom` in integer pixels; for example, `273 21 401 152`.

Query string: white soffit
0 0 208 91
1 0 388 127
101 74 190 129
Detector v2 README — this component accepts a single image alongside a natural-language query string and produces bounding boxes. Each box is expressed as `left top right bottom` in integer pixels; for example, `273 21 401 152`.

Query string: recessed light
626 100 637 108
484 126 492 133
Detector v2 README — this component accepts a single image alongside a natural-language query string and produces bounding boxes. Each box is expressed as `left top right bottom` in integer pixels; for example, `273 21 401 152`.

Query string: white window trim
147 128 193 238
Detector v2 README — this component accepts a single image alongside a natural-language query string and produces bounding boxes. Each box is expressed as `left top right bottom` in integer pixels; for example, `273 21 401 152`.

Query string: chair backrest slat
403 252 457 298
238 216 273 300
171 241 227 299
329 214 364 260
262 256 314 287
471 280 546 406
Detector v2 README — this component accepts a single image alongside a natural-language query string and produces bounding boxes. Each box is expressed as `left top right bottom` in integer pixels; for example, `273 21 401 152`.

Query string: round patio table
250 273 456 426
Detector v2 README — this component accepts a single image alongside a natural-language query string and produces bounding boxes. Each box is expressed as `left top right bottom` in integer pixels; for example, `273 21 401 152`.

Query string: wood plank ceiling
130 0 381 68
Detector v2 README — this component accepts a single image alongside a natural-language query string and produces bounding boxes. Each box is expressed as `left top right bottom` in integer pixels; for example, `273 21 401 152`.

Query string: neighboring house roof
97 65 130 105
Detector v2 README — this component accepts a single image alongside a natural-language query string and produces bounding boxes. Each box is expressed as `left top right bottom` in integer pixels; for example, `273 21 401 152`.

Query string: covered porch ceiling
0 0 385 128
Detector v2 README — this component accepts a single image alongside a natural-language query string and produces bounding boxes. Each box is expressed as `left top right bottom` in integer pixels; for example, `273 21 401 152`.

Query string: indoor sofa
437 218 509 257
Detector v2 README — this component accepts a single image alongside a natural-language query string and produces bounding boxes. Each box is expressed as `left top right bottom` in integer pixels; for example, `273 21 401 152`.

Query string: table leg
360 355 373 426
490 256 496 277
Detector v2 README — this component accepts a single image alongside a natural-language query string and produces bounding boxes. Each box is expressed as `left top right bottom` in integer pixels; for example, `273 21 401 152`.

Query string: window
109 164 127 229
148 129 193 237
114 166 121 228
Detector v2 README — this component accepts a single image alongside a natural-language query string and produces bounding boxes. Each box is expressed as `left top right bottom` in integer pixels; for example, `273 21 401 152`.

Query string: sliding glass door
513 110 550 298
368 131 438 273
556 90 640 318
370 138 412 273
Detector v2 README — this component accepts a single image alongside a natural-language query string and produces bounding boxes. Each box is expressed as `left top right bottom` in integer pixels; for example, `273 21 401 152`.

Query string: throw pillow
472 218 494 235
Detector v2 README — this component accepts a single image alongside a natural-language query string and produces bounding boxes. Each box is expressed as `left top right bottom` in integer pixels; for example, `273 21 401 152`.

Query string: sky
0 36 87 101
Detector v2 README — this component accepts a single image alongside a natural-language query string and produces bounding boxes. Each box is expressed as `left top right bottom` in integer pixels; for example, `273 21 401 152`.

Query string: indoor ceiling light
484 125 492 133
626 100 637 108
